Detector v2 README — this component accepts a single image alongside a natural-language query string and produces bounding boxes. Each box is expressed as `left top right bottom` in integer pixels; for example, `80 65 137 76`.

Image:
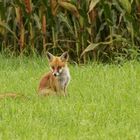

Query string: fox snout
53 72 59 77
53 69 59 77
52 67 63 77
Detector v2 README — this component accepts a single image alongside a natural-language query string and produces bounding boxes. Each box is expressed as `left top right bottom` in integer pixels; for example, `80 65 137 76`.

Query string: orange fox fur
0 52 70 98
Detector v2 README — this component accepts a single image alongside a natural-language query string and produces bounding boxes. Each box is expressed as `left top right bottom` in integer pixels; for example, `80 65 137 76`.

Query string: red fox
0 52 70 99
38 51 71 96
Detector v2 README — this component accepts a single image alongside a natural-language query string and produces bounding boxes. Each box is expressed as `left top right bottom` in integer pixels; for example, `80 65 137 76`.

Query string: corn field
0 0 140 63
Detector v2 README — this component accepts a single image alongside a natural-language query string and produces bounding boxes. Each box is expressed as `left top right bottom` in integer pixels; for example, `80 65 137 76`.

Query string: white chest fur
58 67 70 90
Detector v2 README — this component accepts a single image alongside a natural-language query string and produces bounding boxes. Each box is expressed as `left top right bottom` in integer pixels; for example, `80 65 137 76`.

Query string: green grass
0 56 140 140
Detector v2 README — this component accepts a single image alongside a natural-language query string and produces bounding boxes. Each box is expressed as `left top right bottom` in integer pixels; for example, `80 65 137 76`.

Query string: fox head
47 52 69 77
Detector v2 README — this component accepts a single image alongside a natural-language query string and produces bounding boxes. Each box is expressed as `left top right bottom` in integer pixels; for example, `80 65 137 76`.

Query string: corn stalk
0 0 140 63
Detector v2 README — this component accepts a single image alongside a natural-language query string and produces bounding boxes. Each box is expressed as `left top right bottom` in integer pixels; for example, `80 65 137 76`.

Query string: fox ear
47 52 54 62
60 52 69 62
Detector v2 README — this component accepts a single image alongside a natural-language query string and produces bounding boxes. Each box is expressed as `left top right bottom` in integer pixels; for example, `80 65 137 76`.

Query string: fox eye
51 66 55 69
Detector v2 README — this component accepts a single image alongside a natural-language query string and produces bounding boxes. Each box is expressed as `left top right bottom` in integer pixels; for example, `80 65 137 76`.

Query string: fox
38 51 71 96
0 52 70 99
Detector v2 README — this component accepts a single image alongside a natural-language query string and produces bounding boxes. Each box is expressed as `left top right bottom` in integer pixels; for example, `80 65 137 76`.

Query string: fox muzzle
52 68 63 77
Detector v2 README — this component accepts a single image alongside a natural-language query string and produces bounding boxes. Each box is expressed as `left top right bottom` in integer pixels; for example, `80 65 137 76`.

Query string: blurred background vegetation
0 0 140 63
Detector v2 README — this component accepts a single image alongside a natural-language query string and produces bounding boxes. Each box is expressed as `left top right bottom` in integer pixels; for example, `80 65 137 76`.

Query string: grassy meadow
0 56 140 140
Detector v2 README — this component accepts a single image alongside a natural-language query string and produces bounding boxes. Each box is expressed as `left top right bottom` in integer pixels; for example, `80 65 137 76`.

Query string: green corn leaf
0 21 18 40
119 0 131 13
88 0 99 13
81 41 113 56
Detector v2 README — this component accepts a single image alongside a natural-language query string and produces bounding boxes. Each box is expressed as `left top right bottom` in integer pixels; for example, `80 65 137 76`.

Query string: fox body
38 52 70 96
